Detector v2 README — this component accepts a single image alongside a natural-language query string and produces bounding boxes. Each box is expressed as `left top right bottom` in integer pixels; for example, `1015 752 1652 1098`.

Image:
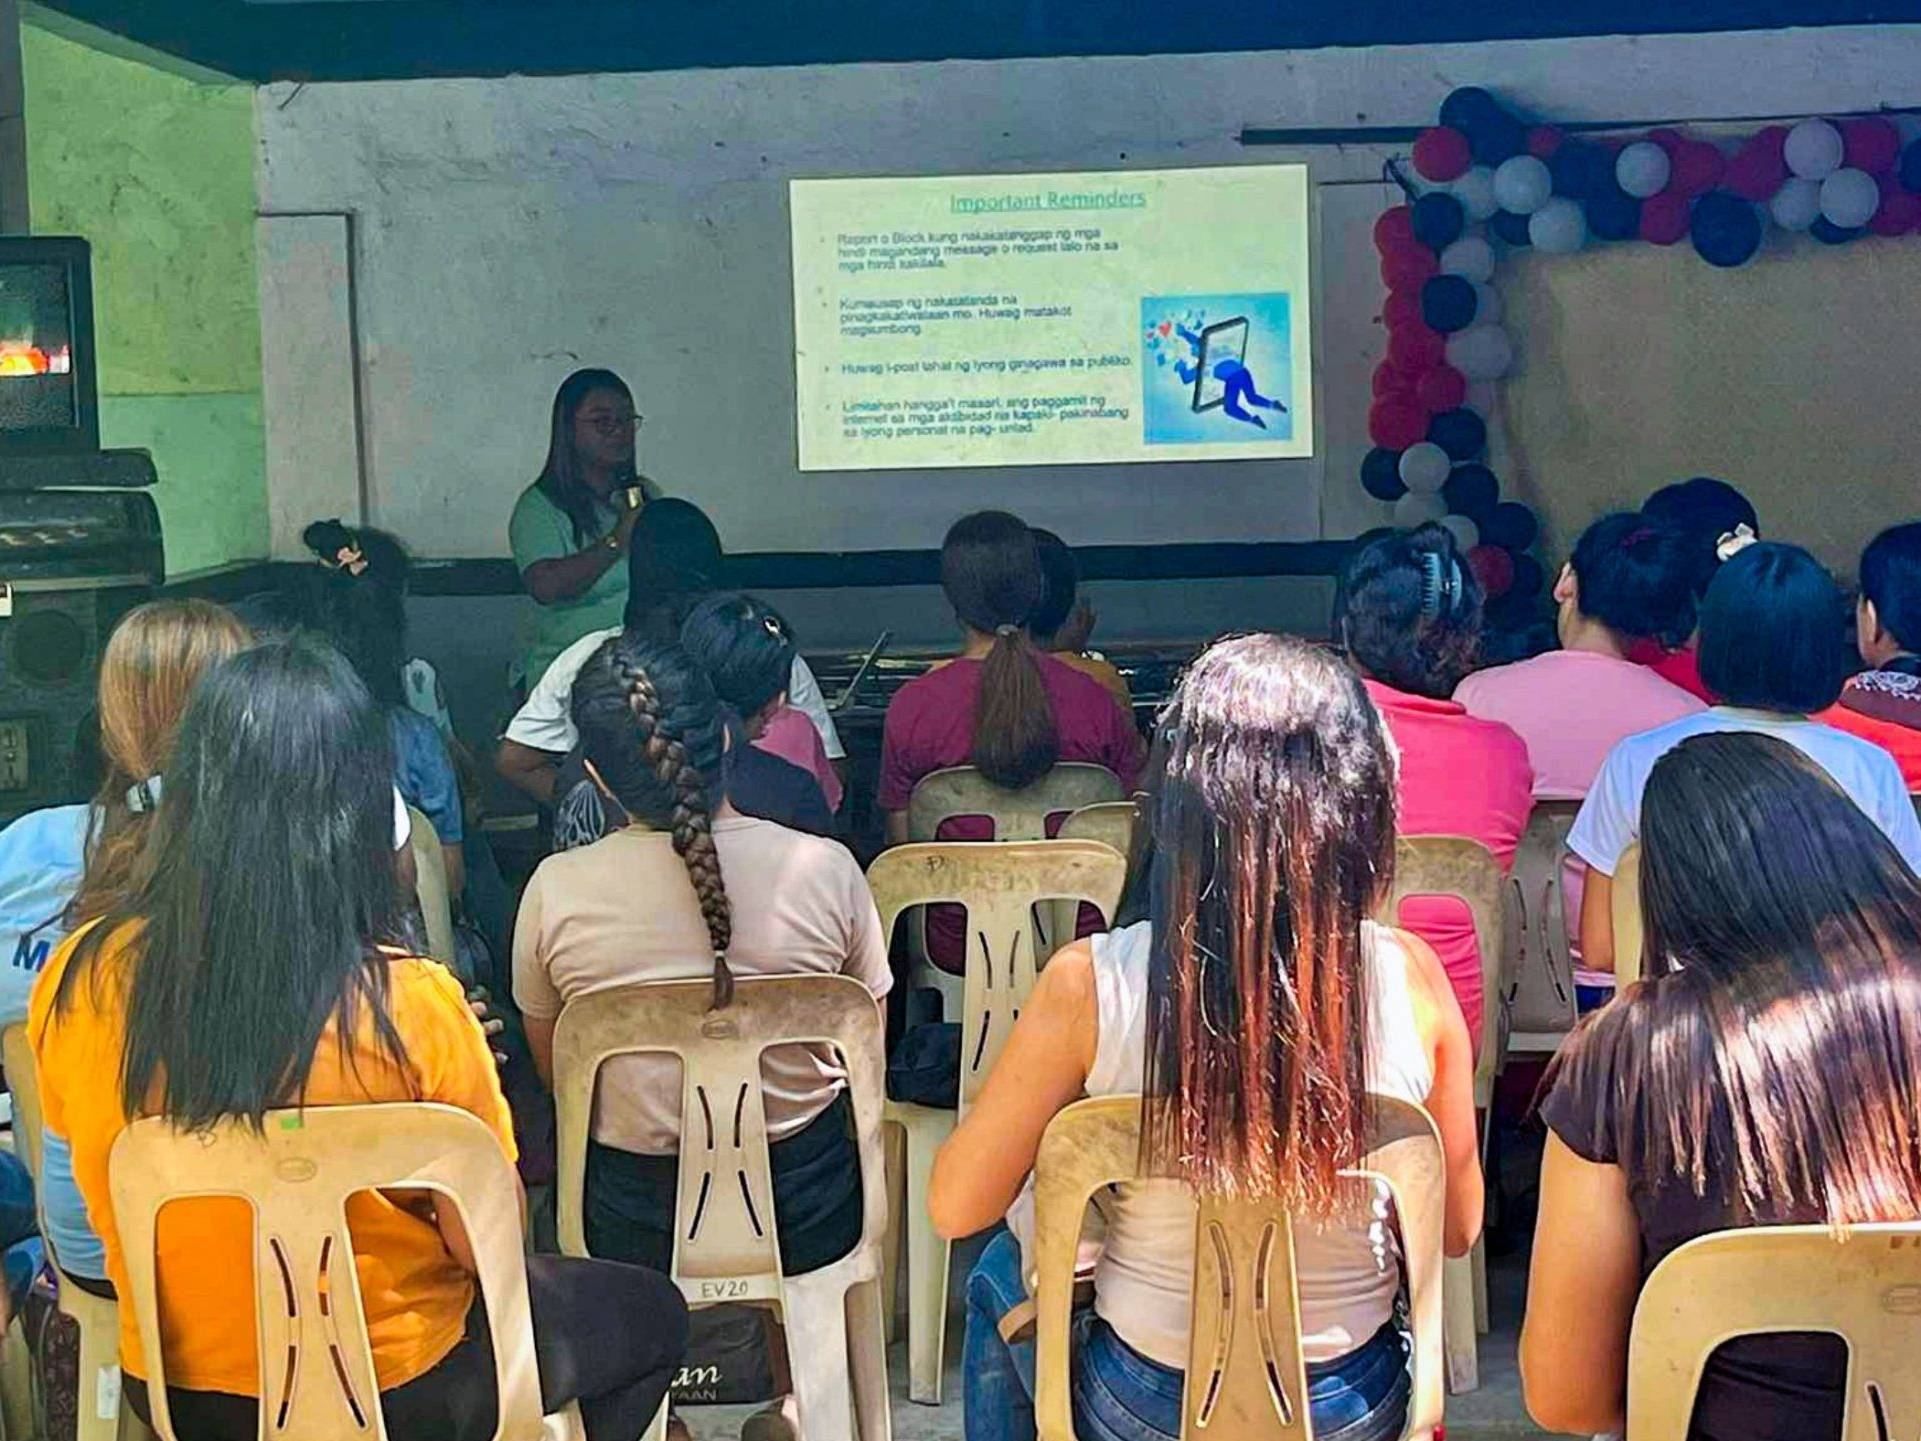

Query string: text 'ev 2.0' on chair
1031 1093 1447 1441
107 1102 581 1441
1627 1222 1921 1441
872 838 1128 1406
1381 835 1506 1395
550 974 892 1441
5 1024 154 1441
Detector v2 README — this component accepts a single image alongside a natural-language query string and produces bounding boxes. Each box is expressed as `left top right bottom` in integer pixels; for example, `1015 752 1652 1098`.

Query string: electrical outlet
0 721 28 792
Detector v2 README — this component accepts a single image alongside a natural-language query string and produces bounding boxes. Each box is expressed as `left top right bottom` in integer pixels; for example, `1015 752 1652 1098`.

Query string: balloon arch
1363 86 1920 627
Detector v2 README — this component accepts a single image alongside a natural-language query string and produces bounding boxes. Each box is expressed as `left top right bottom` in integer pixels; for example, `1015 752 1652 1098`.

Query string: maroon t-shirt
879 652 1145 970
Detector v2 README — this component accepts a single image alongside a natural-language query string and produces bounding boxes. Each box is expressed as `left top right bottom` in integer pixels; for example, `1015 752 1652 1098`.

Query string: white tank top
1086 919 1433 1367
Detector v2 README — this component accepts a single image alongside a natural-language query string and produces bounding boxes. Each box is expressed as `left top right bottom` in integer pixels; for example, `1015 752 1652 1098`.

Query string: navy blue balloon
1489 209 1534 247
1901 140 1921 196
1482 502 1539 552
1690 191 1762 268
1361 447 1408 501
1411 192 1467 251
1428 408 1488 462
1439 87 1504 135
1420 274 1479 334
1470 112 1527 167
1549 142 1609 200
1811 216 1863 245
1442 463 1499 521
1586 183 1641 241
1509 553 1546 601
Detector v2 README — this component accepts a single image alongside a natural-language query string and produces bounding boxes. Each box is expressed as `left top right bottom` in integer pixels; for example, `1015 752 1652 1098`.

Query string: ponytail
972 622 1059 789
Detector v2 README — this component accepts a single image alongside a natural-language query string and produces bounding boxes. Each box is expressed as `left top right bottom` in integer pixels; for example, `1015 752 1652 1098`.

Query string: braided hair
572 635 736 1006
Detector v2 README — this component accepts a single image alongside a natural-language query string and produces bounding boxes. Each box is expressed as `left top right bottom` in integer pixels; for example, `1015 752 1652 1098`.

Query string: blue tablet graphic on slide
1141 292 1294 445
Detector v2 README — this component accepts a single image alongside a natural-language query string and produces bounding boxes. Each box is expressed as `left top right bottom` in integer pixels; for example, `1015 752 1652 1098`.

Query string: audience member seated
1523 732 1921 1440
879 511 1145 969
30 637 686 1441
509 368 659 694
1455 512 1704 1006
1028 528 1131 712
1336 525 1533 1043
1818 521 1921 789
0 599 248 1290
927 634 1481 1441
1569 540 1921 977
1624 476 1760 703
512 634 889 1440
498 500 842 812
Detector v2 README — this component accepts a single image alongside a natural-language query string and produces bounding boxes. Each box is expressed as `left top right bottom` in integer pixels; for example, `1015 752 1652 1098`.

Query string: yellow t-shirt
28 922 517 1396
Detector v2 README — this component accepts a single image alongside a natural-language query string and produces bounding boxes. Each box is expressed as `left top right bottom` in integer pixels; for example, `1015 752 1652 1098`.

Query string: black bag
886 1021 959 1108
670 1306 780 1406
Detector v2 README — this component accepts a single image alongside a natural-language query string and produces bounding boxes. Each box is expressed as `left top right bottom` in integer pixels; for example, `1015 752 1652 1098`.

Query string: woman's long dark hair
537 368 635 547
1549 732 1921 1225
681 593 796 719
941 512 1059 789
297 520 411 708
62 637 411 1130
1141 633 1399 1210
624 498 725 643
572 635 735 1007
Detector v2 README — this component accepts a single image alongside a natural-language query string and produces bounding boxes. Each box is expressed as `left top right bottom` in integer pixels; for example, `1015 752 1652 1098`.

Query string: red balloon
1726 128 1790 202
1373 362 1415 397
1380 246 1439 292
1842 116 1902 175
1644 127 1686 157
1467 545 1515 600
1373 204 1417 253
1638 192 1693 245
1386 323 1445 372
1413 126 1473 183
1526 126 1565 159
1870 176 1921 236
1369 397 1429 451
1415 364 1468 413
1383 289 1424 331
1669 140 1727 198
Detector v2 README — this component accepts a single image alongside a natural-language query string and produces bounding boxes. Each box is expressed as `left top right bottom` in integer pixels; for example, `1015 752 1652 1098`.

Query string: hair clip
332 544 369 577
1419 551 1462 621
1715 523 1758 563
126 775 161 813
994 623 1020 637
762 614 785 640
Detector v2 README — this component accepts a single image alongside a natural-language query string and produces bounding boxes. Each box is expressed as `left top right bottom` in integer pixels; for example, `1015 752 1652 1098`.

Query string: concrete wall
24 22 267 576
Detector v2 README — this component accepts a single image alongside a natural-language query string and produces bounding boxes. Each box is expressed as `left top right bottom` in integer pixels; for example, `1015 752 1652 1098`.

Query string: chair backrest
550 974 888 1301
1506 802 1581 1041
108 1102 545 1441
906 764 1124 842
1627 1222 1921 1441
867 840 1126 1109
1046 799 1143 950
407 805 457 968
1031 1094 1446 1441
1383 835 1508 1092
2 1023 42 1183
1613 842 1644 987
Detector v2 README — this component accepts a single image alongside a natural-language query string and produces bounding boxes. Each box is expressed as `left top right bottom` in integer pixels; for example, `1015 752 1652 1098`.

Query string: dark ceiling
30 0 1921 83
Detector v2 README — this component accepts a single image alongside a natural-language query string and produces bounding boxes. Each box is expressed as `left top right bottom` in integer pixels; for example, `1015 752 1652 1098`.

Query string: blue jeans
963 1230 1411 1441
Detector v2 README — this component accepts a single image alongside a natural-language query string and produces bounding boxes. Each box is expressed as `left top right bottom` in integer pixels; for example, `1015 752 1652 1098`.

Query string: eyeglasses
583 413 642 436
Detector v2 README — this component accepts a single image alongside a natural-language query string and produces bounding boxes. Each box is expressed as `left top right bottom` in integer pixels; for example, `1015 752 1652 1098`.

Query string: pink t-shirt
1365 679 1534 1049
879 651 1146 969
756 704 844 812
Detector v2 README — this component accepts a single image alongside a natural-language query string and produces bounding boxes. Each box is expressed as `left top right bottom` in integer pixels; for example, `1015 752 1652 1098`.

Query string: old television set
0 237 98 454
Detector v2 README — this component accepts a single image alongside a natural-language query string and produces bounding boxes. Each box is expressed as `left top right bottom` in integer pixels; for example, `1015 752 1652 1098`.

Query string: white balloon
1784 118 1844 179
1446 324 1515 381
1615 141 1673 199
1450 166 1499 222
1393 491 1450 528
1529 197 1588 255
1492 154 1553 215
1439 235 1496 284
1819 167 1880 229
1399 442 1452 494
1769 175 1823 231
1471 282 1503 327
1438 513 1482 551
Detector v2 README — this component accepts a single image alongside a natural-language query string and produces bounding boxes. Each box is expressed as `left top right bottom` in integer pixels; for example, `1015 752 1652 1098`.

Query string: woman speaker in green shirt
508 369 662 688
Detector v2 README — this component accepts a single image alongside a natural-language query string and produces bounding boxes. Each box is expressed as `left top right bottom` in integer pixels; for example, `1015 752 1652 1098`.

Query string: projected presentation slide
790 164 1312 471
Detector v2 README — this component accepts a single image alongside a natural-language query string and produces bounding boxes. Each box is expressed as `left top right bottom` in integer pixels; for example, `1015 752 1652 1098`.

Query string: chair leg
780 1270 857 1440
1443 1252 1479 1395
62 1285 132 1441
1471 1235 1490 1336
844 1275 894 1441
882 1120 905 1346
902 1121 951 1405
641 1398 671 1441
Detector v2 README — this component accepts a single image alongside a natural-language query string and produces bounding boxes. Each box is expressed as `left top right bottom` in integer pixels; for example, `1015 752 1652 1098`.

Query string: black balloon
1549 142 1609 200
1470 112 1527 167
1509 552 1546 601
1420 274 1479 333
1489 209 1534 247
1810 217 1863 245
1482 501 1539 551
1442 462 1499 520
1585 183 1641 241
1691 191 1762 268
1902 140 1921 196
1361 447 1408 501
1439 87 1504 135
1411 192 1467 251
1428 407 1488 461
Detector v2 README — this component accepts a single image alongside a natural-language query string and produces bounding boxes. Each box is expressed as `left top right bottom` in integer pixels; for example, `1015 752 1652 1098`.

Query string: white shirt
1568 706 1921 877
503 625 844 760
